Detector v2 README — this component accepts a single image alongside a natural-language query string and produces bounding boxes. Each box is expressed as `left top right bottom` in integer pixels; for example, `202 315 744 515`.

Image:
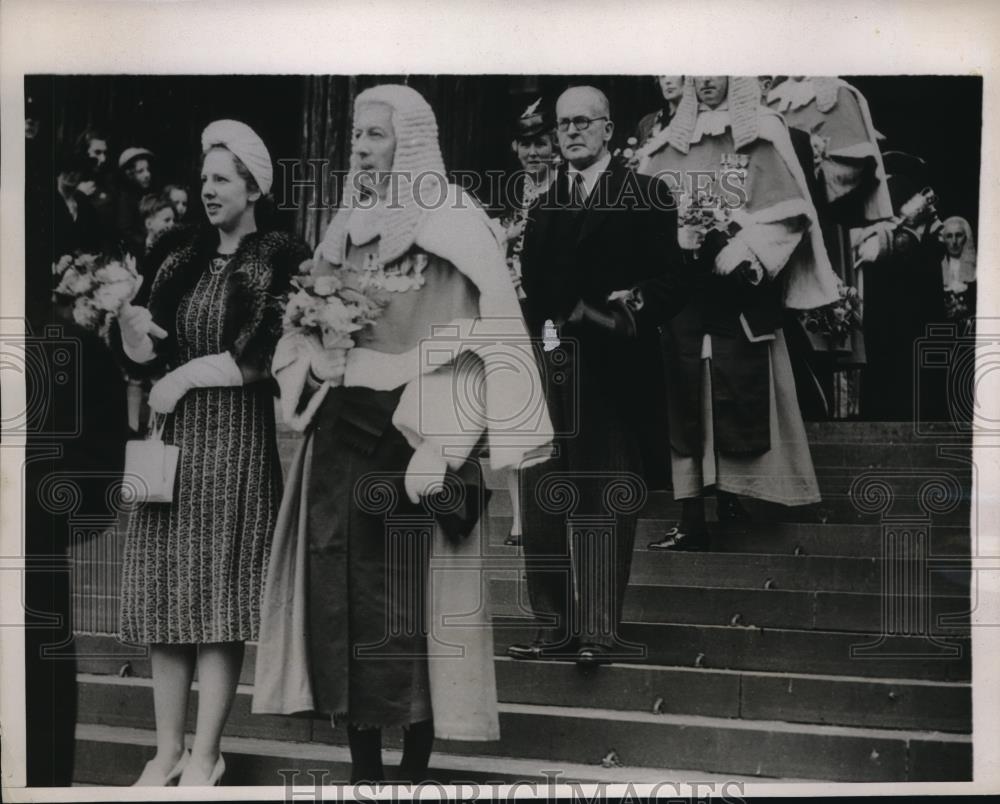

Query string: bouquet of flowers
799 282 863 349
282 263 385 350
944 289 971 322
677 190 738 252
52 252 141 339
615 136 660 173
613 136 640 165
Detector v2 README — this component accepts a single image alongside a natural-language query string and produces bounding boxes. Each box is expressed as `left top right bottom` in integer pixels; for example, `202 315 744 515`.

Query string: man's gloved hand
148 352 243 414
713 238 765 287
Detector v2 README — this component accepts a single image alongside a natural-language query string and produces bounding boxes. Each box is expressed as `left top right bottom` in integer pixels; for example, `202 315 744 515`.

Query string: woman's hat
118 146 154 170
201 119 273 195
514 98 554 139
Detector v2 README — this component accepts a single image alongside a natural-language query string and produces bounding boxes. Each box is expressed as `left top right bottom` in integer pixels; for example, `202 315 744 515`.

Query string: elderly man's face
353 103 397 176
942 223 968 258
695 76 729 109
556 88 613 170
658 76 685 102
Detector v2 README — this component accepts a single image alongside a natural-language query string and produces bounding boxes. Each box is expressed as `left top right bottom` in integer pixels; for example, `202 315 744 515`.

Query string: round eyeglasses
556 116 609 132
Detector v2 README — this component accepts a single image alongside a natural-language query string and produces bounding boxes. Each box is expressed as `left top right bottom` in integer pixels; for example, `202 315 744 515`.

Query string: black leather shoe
503 530 522 547
647 526 709 551
507 637 578 661
576 643 613 667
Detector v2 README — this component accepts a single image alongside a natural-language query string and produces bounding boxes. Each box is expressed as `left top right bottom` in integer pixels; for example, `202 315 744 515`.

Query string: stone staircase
70 421 974 785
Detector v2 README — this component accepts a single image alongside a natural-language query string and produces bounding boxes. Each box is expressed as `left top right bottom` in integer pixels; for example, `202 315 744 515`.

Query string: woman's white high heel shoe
179 753 225 786
132 749 190 786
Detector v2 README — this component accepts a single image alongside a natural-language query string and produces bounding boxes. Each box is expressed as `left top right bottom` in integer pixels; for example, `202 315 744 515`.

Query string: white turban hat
201 119 273 195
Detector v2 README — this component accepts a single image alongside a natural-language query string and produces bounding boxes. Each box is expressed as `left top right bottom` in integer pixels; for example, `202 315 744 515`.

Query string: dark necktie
569 172 587 209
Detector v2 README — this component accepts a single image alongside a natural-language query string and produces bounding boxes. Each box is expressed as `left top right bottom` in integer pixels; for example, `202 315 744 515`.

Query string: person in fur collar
114 120 309 787
253 84 552 783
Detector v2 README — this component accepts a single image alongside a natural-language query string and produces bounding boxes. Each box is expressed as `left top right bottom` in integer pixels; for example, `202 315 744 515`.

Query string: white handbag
123 414 179 504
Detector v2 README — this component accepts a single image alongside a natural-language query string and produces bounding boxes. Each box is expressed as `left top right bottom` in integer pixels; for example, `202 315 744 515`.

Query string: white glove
854 222 894 266
119 303 168 363
714 238 758 277
404 445 450 504
148 352 243 414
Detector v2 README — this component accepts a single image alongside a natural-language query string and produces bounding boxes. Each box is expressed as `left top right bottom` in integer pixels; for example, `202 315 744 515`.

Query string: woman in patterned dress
115 120 308 786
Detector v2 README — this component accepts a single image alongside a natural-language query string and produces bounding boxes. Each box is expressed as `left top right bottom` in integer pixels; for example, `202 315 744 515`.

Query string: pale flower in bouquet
52 254 74 277
282 260 385 354
55 266 96 297
677 190 735 252
799 281 863 352
52 252 141 341
72 297 103 331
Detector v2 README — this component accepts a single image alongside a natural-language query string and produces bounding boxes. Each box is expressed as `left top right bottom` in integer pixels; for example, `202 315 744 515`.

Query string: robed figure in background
638 76 839 549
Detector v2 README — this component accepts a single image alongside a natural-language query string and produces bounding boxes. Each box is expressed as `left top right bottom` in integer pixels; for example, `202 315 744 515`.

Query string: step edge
79 658 975 688
76 676 971 742
75 723 798 783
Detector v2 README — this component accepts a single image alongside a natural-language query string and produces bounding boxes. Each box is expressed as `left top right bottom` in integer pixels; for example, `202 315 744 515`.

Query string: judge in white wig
115 119 309 786
940 216 977 294
940 215 977 324
253 84 553 782
639 76 838 550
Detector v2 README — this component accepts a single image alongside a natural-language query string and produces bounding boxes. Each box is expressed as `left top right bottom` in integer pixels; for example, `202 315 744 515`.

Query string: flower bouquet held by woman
52 252 141 339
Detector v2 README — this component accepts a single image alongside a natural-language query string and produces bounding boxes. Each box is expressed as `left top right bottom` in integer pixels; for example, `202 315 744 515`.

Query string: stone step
72 585 970 653
75 677 970 783
487 516 971 557
74 723 805 786
76 645 971 735
74 602 970 685
490 579 970 635
474 549 970 597
492 659 970 734
491 620 969 681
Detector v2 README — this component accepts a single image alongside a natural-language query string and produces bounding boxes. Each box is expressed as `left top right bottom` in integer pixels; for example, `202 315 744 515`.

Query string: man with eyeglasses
510 85 688 668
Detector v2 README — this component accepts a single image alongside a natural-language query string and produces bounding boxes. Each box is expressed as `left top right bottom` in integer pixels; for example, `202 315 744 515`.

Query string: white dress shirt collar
566 152 612 200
